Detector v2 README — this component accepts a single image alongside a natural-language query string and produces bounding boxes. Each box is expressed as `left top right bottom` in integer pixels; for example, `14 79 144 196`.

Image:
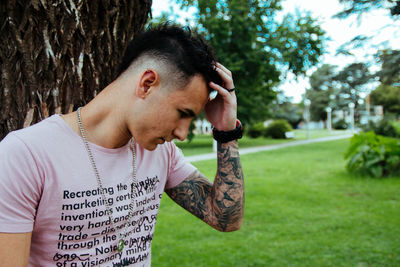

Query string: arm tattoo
166 140 244 232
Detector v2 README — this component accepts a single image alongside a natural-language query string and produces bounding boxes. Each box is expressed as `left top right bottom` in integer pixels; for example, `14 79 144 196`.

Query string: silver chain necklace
77 107 137 252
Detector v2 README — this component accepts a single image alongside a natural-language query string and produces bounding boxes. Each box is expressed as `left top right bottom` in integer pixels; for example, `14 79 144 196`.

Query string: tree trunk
0 0 152 140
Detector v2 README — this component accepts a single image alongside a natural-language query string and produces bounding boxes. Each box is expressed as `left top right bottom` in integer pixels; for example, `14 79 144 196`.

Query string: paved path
186 134 354 163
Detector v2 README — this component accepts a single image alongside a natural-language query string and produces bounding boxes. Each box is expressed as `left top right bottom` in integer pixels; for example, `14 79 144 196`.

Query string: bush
362 119 400 138
345 131 400 177
264 120 293 139
246 122 265 138
333 119 348 130
393 120 400 134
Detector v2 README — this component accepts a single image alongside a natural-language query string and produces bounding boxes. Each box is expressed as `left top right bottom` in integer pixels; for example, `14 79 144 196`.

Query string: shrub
246 122 265 138
345 131 400 177
333 119 347 130
393 120 400 134
264 120 293 139
362 119 400 138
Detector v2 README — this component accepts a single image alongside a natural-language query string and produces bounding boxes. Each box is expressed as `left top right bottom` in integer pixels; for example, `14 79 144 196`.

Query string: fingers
216 62 232 77
215 62 234 90
209 81 234 98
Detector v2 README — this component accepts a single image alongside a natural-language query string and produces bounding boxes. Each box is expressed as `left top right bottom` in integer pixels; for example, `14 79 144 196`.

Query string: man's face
134 75 209 150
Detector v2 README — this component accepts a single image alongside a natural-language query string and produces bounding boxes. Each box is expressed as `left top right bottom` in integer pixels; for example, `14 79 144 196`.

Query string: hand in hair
205 63 237 131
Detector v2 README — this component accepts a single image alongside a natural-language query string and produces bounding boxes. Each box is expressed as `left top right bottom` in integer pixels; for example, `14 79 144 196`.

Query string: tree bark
0 0 152 140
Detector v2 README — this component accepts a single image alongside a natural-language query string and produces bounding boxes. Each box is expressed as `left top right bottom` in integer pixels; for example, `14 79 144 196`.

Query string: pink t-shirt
0 115 196 266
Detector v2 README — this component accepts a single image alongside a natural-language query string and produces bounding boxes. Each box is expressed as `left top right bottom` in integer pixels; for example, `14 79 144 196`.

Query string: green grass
152 139 400 267
176 129 348 156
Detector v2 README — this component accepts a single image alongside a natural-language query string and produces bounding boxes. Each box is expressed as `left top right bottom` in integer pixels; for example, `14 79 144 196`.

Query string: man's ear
137 69 159 99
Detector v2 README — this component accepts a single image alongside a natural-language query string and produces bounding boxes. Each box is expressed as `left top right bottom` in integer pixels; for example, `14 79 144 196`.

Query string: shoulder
1 115 77 153
0 115 81 173
1 115 61 144
12 115 68 143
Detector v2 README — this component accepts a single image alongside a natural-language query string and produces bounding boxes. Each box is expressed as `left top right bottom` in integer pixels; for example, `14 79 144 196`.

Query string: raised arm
166 62 244 232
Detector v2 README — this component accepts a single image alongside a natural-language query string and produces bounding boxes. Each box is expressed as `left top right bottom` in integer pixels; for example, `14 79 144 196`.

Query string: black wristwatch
212 119 244 143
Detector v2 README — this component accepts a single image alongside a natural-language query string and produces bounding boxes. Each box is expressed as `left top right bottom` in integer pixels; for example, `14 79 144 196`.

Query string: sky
151 0 400 103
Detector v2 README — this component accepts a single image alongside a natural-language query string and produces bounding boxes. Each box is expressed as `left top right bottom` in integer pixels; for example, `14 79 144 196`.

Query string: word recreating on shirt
63 187 114 199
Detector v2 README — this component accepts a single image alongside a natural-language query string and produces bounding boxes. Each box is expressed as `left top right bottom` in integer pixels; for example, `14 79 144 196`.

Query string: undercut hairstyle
118 23 222 90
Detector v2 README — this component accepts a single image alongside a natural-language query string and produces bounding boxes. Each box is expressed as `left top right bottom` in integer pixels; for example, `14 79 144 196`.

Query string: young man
0 24 244 266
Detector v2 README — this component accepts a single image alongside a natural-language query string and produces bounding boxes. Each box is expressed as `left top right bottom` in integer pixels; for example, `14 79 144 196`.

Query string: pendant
117 239 125 252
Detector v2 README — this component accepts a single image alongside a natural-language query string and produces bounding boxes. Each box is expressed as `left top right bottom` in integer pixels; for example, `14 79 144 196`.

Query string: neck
63 84 134 149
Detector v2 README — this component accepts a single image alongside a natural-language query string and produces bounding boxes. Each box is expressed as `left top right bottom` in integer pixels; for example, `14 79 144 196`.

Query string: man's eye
178 110 189 118
178 109 196 119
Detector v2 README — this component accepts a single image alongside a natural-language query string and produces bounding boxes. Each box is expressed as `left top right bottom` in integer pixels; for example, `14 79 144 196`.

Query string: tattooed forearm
214 140 244 231
166 171 214 221
166 140 244 232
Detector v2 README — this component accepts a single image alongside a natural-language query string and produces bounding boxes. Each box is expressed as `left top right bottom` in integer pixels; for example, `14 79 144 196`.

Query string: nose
173 120 191 141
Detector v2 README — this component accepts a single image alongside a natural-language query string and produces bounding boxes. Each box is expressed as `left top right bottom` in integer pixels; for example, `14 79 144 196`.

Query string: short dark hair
118 23 222 90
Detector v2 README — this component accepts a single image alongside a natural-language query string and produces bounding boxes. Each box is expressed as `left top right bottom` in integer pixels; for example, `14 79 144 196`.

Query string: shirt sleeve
0 133 43 233
164 142 197 189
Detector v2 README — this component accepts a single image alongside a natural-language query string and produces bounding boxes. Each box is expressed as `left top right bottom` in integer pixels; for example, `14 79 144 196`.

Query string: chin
139 141 156 151
133 138 155 151
138 137 165 151
143 141 160 151
146 144 158 151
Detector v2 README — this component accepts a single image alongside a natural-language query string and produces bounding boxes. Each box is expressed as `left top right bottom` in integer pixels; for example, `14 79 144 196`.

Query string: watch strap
212 119 243 143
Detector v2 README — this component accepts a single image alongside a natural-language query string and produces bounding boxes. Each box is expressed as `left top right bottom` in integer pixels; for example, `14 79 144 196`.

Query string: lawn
175 129 348 156
151 139 400 267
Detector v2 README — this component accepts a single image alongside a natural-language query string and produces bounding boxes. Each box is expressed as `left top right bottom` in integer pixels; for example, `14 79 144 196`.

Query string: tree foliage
305 63 373 122
334 0 400 19
370 84 400 114
334 1 399 59
172 0 326 125
305 64 337 121
0 0 152 140
369 49 400 114
334 62 372 110
332 1 400 121
376 49 400 85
